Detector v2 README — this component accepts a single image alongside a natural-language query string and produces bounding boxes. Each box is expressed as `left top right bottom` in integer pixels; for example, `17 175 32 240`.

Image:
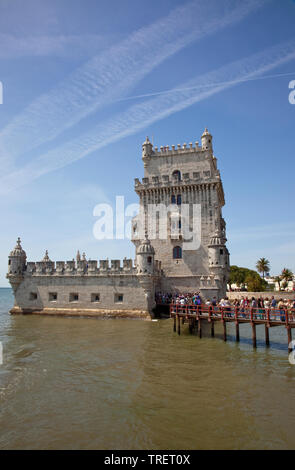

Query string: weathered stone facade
7 129 230 317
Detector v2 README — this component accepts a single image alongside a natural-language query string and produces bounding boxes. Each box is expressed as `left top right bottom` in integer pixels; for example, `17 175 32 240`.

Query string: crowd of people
155 292 295 318
155 292 202 306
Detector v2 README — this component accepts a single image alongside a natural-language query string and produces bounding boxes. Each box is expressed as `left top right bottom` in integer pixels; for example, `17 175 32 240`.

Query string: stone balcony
134 171 221 190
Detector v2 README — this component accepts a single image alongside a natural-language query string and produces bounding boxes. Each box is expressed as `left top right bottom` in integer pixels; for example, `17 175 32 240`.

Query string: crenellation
56 261 65 273
65 261 75 274
111 259 121 271
27 262 36 274
88 260 98 273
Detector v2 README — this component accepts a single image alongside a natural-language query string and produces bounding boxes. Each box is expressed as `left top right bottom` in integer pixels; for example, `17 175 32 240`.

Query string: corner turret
142 136 153 167
208 229 230 298
7 238 27 294
7 237 27 275
201 128 213 152
136 236 155 275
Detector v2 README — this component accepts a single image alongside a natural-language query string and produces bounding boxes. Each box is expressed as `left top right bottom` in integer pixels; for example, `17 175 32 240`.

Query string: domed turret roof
202 127 211 137
10 238 26 257
208 229 226 247
137 237 155 254
42 250 51 262
142 136 151 146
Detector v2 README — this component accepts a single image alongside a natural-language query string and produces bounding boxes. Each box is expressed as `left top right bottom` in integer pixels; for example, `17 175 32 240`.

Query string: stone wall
11 273 155 318
227 291 295 301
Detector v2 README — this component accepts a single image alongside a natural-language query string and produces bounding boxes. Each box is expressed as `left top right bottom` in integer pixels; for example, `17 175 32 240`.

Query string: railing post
235 307 239 342
285 309 289 326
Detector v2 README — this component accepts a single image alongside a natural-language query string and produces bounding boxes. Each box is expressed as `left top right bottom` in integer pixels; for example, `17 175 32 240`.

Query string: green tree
245 274 264 292
229 265 267 291
281 268 294 290
281 268 293 282
256 257 270 279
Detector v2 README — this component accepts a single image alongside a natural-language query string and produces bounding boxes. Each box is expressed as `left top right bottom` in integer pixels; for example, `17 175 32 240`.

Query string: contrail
0 38 294 195
0 0 267 171
114 71 295 103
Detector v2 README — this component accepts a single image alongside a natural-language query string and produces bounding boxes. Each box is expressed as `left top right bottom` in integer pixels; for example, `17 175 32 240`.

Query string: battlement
146 141 203 158
142 129 213 162
26 258 136 276
25 257 162 276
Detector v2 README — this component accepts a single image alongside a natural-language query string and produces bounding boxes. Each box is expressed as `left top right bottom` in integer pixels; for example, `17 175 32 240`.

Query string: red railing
170 304 295 324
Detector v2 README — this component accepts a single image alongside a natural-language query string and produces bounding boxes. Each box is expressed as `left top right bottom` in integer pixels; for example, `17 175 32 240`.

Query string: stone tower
132 129 230 299
7 238 27 293
136 236 157 314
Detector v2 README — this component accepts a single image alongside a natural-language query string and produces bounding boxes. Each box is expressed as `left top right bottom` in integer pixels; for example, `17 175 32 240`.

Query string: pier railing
169 304 295 351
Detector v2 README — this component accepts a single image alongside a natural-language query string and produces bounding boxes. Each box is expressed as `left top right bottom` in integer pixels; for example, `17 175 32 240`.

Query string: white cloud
0 33 113 59
1 37 294 195
0 0 267 173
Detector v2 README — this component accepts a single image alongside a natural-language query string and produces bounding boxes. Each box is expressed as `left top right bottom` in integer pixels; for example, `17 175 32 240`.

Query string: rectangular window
69 293 79 302
29 292 37 300
49 292 57 301
91 293 100 302
220 249 224 255
115 293 124 303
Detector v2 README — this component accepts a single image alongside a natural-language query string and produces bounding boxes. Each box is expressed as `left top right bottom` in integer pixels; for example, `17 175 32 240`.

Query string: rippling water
0 287 294 449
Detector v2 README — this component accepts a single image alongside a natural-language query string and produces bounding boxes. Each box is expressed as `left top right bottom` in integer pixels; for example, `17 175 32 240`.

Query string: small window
220 249 224 255
147 256 152 264
173 246 182 259
49 292 57 301
115 293 124 303
171 195 176 204
8 260 11 265
91 293 100 302
172 170 181 181
177 194 181 205
69 293 79 302
29 292 37 300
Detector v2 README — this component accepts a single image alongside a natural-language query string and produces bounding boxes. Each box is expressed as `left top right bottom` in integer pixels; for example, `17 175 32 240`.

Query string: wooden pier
169 304 295 352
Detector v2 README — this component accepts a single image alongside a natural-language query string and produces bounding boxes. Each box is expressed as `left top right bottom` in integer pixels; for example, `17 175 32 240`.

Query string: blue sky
0 0 295 286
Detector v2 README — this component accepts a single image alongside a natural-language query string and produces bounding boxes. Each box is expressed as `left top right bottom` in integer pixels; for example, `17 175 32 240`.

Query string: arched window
172 170 181 181
171 194 176 204
173 246 182 259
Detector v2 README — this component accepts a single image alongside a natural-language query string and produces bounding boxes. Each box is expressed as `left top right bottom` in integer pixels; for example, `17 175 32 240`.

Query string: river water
0 287 294 450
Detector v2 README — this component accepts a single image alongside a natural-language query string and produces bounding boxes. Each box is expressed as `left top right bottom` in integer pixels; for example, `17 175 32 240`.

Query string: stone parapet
134 173 221 191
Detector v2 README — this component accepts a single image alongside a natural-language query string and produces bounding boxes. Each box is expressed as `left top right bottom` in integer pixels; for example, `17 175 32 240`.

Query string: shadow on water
180 321 289 353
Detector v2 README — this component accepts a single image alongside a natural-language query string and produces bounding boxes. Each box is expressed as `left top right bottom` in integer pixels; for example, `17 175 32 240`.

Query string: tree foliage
229 265 268 292
255 257 270 279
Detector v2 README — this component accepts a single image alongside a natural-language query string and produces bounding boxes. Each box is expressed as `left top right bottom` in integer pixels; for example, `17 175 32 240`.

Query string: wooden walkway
169 304 295 352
